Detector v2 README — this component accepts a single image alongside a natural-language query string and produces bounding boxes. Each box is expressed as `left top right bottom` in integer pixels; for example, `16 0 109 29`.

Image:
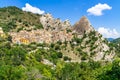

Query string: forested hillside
0 6 43 32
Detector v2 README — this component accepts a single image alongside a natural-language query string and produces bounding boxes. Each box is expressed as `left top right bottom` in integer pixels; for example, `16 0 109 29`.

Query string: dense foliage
0 6 43 32
0 35 120 80
109 38 120 57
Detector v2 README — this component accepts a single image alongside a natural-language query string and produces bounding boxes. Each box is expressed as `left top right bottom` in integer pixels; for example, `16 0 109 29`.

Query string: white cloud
87 3 112 16
98 27 120 39
22 3 45 14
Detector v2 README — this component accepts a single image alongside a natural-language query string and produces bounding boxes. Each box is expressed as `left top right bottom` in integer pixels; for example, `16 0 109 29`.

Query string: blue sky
0 0 120 38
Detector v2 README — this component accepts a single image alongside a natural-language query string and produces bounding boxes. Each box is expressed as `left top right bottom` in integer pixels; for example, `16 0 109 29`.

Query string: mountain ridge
0 6 116 62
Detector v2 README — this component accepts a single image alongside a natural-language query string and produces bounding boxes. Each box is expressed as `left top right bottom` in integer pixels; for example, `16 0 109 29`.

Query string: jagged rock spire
73 16 94 34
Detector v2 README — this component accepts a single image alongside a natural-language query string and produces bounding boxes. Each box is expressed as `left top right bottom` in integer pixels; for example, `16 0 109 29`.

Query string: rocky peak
73 16 94 34
40 13 71 31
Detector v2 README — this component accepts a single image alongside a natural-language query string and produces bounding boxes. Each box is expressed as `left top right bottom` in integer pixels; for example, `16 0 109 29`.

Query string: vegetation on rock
0 6 119 80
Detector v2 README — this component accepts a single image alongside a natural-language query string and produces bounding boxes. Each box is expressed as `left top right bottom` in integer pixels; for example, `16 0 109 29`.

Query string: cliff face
73 16 94 35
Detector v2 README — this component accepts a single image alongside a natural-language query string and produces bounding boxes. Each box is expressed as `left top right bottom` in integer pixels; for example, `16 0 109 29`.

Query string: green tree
8 46 27 65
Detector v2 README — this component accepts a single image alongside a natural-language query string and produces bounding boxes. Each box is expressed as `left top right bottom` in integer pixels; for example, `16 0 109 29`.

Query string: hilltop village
9 14 73 44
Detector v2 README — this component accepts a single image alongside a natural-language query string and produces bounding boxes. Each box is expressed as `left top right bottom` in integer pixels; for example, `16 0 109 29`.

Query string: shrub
55 45 60 50
66 29 72 33
90 52 96 57
17 27 23 32
57 52 63 58
57 40 62 45
81 55 87 60
63 56 71 61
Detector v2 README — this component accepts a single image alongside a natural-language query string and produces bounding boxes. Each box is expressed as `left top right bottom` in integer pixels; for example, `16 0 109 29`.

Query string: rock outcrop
40 13 71 31
73 16 94 34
